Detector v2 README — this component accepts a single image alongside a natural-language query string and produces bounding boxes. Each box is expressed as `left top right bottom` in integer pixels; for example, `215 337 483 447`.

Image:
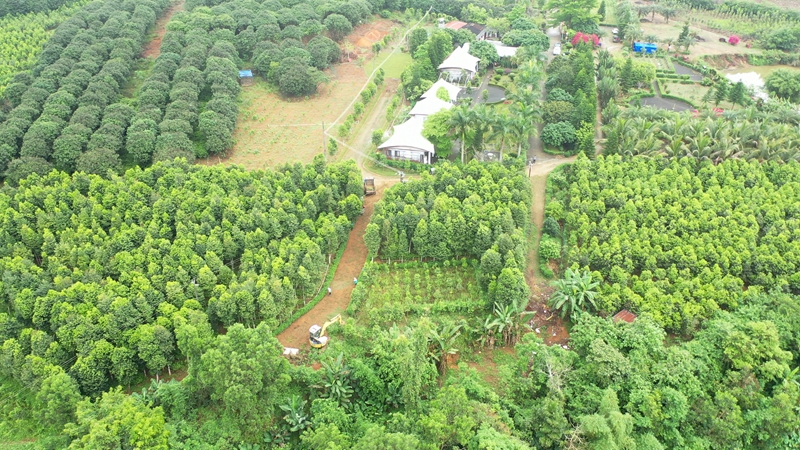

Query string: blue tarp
239 70 253 78
632 42 657 54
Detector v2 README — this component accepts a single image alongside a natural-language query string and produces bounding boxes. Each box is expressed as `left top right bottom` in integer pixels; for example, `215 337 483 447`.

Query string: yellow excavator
309 314 344 348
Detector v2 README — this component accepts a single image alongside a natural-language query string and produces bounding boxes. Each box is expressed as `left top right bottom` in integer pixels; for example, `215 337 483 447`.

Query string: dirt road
276 191 380 349
142 0 184 59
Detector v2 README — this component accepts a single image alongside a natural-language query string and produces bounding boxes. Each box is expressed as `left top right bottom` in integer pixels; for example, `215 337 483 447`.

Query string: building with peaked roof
420 79 462 104
378 118 435 164
438 43 480 83
409 95 453 120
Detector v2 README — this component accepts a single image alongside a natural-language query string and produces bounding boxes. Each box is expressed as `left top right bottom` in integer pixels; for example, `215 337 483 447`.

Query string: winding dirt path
276 191 381 349
141 0 185 59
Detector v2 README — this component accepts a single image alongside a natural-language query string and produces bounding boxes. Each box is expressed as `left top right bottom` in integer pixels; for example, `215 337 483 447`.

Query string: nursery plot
352 262 485 327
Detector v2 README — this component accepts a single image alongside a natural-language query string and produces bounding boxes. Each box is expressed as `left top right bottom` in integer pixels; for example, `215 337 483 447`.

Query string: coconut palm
508 114 534 157
489 114 514 160
448 103 473 164
549 268 600 322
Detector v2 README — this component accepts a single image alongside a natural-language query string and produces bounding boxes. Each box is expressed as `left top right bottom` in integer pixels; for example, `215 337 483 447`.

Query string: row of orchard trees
0 157 362 400
365 161 531 307
549 155 800 331
0 0 78 18
0 0 92 96
0 0 171 183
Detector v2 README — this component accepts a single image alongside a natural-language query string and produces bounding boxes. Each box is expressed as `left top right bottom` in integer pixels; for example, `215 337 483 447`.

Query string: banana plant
278 395 310 433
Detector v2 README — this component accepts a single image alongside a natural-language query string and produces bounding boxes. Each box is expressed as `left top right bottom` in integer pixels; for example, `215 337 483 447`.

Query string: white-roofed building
408 95 453 121
420 78 462 104
438 43 480 84
486 40 518 58
378 118 435 164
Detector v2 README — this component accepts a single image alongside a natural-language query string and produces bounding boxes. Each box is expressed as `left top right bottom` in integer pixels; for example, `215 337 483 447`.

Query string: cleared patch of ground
205 19 408 170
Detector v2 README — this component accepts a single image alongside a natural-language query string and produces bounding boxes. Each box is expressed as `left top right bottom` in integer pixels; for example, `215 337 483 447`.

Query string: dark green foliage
4 156 53 186
324 13 352 41
501 29 550 51
279 62 319 97
541 121 577 148
75 147 122 176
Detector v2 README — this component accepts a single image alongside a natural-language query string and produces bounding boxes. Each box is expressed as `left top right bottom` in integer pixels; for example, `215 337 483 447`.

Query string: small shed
632 42 657 54
612 309 638 323
239 70 254 86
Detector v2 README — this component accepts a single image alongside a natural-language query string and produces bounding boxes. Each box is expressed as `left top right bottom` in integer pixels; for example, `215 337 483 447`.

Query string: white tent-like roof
409 96 453 118
438 43 480 73
486 40 518 58
378 118 434 153
420 78 462 102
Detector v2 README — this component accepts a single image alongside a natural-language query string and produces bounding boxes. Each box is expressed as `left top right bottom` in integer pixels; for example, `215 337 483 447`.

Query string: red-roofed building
612 310 637 323
441 20 488 39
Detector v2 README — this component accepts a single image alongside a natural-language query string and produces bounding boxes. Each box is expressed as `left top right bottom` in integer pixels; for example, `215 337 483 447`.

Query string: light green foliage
421 109 454 157
0 158 359 400
64 388 168 449
560 156 800 329
195 323 290 429
368 161 530 277
603 106 800 160
764 69 800 103
549 268 600 321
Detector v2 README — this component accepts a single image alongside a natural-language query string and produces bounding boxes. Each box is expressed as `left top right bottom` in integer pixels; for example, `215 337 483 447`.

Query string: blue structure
632 42 658 54
238 70 254 86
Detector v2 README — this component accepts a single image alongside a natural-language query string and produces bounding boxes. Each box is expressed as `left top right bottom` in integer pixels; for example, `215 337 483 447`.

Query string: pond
460 84 507 103
724 65 800 101
635 96 694 112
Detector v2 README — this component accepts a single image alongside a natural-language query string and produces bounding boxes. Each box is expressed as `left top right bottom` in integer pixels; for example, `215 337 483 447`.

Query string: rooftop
612 309 638 323
438 43 480 73
420 78 462 102
378 118 434 153
409 95 453 117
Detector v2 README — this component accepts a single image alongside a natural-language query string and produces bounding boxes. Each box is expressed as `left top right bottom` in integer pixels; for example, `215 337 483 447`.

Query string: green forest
1 0 800 447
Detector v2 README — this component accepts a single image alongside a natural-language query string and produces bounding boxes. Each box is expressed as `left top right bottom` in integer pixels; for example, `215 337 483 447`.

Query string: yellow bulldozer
309 314 344 348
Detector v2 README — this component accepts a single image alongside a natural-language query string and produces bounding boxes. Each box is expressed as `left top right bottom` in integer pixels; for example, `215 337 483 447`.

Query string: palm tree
448 103 473 164
509 114 534 157
549 268 600 322
489 114 514 160
470 103 495 156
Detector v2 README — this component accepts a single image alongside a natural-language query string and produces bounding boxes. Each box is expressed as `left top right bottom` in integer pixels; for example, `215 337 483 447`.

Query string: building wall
382 147 431 164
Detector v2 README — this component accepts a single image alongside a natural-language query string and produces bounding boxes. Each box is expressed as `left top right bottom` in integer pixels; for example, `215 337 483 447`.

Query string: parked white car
552 42 562 55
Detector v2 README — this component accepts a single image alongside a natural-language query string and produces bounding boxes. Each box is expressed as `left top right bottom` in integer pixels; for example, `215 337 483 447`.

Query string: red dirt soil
141 0 185 59
347 19 395 55
276 191 380 349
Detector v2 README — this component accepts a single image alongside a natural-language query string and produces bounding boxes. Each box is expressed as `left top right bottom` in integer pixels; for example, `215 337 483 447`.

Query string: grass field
366 50 413 78
203 19 410 170
210 66 367 170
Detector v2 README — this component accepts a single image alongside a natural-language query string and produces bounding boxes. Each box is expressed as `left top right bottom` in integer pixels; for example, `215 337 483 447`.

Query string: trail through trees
277 191 381 349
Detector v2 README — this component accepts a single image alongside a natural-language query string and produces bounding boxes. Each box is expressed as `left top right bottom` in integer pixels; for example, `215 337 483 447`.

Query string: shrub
543 216 561 237
541 121 577 148
539 235 562 261
729 35 740 45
